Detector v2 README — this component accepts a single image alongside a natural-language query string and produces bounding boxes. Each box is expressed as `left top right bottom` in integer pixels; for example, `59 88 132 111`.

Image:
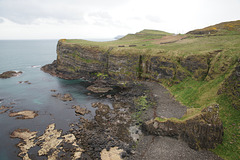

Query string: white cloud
0 0 240 39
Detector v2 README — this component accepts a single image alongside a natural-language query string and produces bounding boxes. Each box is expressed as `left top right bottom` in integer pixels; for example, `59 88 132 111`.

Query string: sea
0 40 112 159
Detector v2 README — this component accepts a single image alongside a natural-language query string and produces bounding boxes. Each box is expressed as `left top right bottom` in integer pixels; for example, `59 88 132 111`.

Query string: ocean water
0 40 111 159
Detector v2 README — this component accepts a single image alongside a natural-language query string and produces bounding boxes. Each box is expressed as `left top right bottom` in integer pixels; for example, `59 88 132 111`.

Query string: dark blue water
0 40 111 160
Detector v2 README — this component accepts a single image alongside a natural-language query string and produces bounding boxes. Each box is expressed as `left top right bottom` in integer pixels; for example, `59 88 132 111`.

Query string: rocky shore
4 77 224 159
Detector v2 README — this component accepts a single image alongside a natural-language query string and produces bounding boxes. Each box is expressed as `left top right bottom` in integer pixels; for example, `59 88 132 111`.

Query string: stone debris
101 147 123 160
9 110 38 119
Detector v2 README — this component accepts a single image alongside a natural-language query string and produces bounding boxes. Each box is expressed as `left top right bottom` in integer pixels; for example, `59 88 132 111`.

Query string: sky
0 0 240 40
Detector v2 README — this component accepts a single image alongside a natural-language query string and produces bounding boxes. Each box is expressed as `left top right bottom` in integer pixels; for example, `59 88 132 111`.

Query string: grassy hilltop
61 20 240 159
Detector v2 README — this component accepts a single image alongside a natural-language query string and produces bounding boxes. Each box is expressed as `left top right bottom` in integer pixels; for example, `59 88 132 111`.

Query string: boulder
0 71 22 79
72 105 90 115
143 104 223 150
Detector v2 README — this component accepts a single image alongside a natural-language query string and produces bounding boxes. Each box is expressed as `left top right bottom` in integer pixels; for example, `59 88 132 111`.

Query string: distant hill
119 29 172 40
187 20 240 35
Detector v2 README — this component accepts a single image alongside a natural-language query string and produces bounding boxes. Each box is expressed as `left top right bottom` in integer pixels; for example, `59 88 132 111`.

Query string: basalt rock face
42 40 216 83
143 104 223 150
180 55 209 80
218 61 240 110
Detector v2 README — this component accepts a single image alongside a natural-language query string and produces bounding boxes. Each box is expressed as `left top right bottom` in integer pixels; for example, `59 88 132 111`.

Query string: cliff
41 20 240 157
42 40 224 83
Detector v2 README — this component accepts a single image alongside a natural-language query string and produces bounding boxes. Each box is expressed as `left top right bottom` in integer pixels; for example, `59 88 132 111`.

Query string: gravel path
132 81 223 160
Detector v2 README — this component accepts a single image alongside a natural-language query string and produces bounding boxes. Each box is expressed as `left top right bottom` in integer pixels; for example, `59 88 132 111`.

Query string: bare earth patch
151 35 188 44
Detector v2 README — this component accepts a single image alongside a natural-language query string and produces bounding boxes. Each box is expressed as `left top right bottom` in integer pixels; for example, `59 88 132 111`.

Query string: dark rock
129 45 137 47
180 55 209 80
143 104 223 150
218 63 240 110
0 71 22 79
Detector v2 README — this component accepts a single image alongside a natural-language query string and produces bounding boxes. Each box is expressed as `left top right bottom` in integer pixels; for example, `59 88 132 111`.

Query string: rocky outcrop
42 40 215 83
72 105 90 115
180 55 209 80
0 71 22 79
218 61 240 110
9 110 38 119
143 104 223 150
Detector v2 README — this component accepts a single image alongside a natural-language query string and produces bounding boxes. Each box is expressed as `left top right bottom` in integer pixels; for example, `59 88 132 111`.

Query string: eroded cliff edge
42 40 218 83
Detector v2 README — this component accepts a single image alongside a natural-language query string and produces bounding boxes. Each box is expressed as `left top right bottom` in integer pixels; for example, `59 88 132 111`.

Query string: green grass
166 73 239 160
169 75 225 108
213 95 240 160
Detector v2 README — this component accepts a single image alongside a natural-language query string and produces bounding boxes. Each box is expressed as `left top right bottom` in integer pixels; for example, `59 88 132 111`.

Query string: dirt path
132 81 223 160
150 35 188 44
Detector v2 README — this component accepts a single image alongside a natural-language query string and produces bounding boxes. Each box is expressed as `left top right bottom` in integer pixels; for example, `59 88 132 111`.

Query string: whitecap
31 65 41 68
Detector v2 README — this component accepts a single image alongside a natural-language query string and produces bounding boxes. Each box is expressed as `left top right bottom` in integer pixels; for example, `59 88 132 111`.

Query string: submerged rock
9 110 38 119
18 81 31 84
52 93 73 101
0 71 22 79
0 106 13 114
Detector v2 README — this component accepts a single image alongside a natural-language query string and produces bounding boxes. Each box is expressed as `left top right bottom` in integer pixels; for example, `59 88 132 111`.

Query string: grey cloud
0 18 4 23
0 0 128 24
88 12 112 20
146 15 162 23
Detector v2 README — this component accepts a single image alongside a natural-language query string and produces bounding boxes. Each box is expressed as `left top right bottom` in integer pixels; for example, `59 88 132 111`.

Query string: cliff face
42 40 217 83
218 61 240 110
143 105 223 150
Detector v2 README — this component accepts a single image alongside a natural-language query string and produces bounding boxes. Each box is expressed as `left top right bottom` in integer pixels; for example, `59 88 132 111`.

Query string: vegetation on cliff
43 20 240 160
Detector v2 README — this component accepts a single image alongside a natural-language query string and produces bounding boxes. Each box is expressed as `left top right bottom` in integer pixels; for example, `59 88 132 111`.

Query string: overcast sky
0 0 240 40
